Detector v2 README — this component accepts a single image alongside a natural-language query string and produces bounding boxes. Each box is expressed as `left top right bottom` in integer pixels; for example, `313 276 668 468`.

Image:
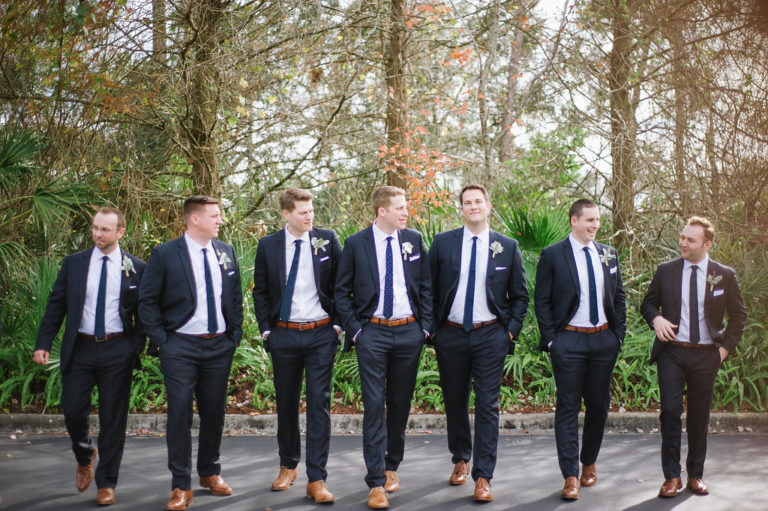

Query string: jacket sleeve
427 235 440 335
334 237 362 342
229 244 243 346
534 248 556 351
722 269 747 353
417 235 433 335
138 247 169 347
251 237 272 335
640 264 664 330
612 253 627 342
505 240 529 338
35 257 70 352
329 232 344 327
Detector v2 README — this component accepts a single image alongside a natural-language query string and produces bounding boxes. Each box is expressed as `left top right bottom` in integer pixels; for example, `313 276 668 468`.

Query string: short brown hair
569 198 598 220
372 185 406 217
686 216 715 242
96 207 126 229
183 195 219 221
459 184 489 204
279 187 313 212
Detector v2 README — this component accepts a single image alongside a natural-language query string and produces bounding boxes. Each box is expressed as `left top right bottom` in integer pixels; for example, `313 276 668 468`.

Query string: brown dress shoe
271 466 298 491
96 488 116 505
367 487 389 509
306 480 334 503
687 478 709 495
384 471 399 492
580 463 597 487
200 474 232 496
76 449 98 492
473 477 493 502
561 476 580 500
165 488 193 511
449 460 470 485
658 477 683 498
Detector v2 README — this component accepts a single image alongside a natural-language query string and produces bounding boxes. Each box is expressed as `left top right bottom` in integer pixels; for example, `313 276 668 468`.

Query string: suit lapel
596 242 610 300
704 259 715 314
212 240 229 301
561 238 579 293
671 258 684 320
363 226 379 286
399 230 412 285
451 228 463 291
486 230 497 281
310 228 322 292
75 248 93 311
176 237 197 299
276 229 287 291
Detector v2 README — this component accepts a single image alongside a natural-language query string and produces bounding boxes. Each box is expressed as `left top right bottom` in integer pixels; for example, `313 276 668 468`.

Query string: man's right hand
33 350 49 365
652 316 677 342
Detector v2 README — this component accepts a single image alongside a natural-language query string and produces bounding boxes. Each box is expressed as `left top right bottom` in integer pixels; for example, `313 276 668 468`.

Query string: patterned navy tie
94 256 108 339
583 247 598 326
689 265 700 343
463 236 478 332
202 248 218 335
383 236 394 318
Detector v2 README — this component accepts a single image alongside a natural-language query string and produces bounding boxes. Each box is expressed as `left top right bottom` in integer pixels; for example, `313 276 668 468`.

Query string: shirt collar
93 245 122 266
683 254 709 272
372 221 399 244
285 226 311 245
569 233 596 254
463 226 489 244
184 232 214 253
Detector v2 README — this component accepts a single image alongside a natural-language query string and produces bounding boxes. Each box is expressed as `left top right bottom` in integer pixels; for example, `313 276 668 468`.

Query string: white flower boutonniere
401 241 413 261
599 249 616 266
490 241 503 258
311 237 329 255
121 255 135 277
216 248 232 270
706 272 723 292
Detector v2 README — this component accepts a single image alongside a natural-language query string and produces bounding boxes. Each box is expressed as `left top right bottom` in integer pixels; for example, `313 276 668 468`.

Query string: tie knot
583 246 590 253
386 236 393 243
202 247 207 255
472 236 478 241
691 265 698 272
295 239 302 246
102 255 109 261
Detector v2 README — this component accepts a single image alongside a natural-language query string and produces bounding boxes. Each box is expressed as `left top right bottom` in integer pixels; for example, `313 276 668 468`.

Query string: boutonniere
706 272 723 292
599 248 616 266
215 248 232 270
490 241 503 258
121 255 135 277
401 241 413 261
311 237 329 255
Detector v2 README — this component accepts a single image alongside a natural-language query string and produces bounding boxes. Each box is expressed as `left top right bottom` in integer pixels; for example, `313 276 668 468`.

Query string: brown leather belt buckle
276 317 331 331
370 316 416 327
564 324 609 334
77 332 124 342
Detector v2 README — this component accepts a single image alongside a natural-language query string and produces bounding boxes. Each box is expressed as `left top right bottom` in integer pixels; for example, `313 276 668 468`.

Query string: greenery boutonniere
311 237 329 255
401 241 413 261
706 272 723 292
216 248 232 270
599 249 616 266
121 255 135 277
490 241 503 258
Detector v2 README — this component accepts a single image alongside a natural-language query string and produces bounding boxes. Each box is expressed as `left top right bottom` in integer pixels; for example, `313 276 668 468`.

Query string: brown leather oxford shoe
687 478 709 495
473 477 493 503
165 488 193 510
76 449 98 492
200 474 232 496
96 488 115 505
384 471 399 492
367 487 389 509
561 476 580 500
271 466 298 491
658 477 683 498
449 460 470 485
580 463 597 487
306 480 334 503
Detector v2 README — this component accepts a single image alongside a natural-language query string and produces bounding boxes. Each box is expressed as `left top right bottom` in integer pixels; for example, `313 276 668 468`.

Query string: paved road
1 432 766 510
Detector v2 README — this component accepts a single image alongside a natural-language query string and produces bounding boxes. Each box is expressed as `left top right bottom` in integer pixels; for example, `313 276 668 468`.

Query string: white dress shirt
176 233 226 335
447 227 495 324
283 228 327 322
568 234 607 327
79 245 124 335
372 221 413 319
676 255 713 344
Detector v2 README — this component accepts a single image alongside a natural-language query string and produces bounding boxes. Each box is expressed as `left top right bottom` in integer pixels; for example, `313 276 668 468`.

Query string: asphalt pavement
1 432 766 510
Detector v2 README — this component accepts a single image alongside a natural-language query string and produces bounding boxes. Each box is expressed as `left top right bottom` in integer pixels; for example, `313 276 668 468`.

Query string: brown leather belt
76 332 125 342
564 324 609 334
446 318 498 330
369 316 416 327
667 340 714 348
185 332 223 339
276 317 331 331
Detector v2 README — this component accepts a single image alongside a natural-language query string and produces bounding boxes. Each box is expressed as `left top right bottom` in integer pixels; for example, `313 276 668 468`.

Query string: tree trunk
385 0 407 190
478 1 500 183
499 4 527 165
152 0 166 66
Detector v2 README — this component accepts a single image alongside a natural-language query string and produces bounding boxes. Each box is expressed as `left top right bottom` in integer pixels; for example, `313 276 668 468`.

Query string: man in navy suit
428 184 528 503
534 199 626 500
252 187 342 503
34 207 145 506
139 196 243 511
641 216 746 498
335 185 432 509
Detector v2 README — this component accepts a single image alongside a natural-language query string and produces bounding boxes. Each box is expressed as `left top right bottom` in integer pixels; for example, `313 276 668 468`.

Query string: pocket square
713 289 724 296
129 285 137 289
495 266 507 271
320 256 330 262
228 270 235 276
409 254 421 262
610 266 617 274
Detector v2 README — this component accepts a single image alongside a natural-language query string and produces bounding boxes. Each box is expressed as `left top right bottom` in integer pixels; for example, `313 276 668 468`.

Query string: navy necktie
383 236 394 318
463 236 478 332
583 247 598 325
280 239 302 321
689 265 700 343
202 248 218 334
94 255 108 339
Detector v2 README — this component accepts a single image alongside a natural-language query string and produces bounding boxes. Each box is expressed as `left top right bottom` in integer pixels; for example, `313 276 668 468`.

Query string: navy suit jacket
534 237 626 351
138 237 243 349
334 226 433 351
252 227 342 337
35 247 146 373
640 257 747 363
428 228 528 353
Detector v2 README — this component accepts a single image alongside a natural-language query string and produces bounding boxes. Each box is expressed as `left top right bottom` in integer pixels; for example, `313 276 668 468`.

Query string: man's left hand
719 346 728 363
